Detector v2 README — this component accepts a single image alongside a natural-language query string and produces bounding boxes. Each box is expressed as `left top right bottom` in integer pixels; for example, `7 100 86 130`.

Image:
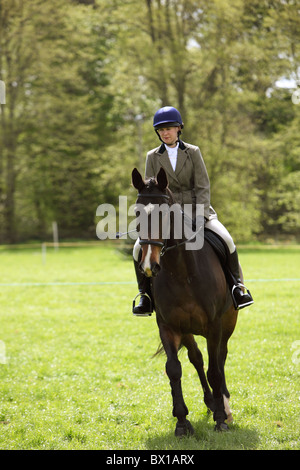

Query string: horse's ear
132 168 145 191
157 167 168 191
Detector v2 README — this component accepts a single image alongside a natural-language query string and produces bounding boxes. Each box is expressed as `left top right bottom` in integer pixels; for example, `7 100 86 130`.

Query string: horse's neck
166 206 206 274
168 205 195 248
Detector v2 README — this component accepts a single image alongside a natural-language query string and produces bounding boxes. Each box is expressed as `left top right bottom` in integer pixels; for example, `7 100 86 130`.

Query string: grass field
0 242 299 450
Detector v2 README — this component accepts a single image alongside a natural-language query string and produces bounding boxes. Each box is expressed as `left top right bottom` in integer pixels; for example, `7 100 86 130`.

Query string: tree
0 0 299 242
0 0 42 241
1 0 118 241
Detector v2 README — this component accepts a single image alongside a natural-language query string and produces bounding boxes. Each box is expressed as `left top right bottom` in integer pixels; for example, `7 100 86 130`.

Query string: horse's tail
152 342 184 358
152 342 165 358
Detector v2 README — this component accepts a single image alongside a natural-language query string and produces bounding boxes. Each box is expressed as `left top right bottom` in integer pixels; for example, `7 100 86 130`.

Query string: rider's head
153 106 184 146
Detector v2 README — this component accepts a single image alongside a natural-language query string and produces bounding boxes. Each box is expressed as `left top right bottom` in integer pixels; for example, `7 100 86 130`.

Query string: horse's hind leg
206 319 228 431
219 307 238 424
219 336 233 424
159 324 194 437
182 334 214 413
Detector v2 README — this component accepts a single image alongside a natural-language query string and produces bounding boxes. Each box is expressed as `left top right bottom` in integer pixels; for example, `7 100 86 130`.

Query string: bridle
137 192 170 253
137 192 203 257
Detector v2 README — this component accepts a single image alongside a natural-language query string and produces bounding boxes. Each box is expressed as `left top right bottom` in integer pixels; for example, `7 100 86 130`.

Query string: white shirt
165 142 179 172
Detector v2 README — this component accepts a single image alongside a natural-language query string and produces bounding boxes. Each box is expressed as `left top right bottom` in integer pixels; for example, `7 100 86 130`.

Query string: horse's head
132 167 171 277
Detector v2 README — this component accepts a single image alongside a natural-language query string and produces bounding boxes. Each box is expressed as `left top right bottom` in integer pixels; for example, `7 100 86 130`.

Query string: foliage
0 0 299 242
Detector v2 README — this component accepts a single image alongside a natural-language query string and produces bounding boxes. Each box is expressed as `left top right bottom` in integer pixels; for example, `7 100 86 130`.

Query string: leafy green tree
0 0 299 243
1 0 118 241
0 0 43 241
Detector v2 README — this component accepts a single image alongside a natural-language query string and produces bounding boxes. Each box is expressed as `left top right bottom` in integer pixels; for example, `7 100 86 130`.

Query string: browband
137 193 170 200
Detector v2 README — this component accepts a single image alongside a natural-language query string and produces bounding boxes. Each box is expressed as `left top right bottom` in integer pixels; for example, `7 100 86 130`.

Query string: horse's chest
156 291 209 335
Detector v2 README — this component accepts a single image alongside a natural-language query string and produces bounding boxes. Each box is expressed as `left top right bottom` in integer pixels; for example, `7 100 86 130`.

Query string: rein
159 223 203 257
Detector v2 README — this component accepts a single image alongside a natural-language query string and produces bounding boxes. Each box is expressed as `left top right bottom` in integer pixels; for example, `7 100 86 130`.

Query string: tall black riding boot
132 259 153 316
227 250 254 310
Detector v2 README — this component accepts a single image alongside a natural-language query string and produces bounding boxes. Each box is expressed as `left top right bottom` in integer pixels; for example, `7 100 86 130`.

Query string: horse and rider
130 106 253 435
132 106 253 316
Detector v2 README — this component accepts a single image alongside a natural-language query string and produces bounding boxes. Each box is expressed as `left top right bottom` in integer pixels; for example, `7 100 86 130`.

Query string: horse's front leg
159 324 194 437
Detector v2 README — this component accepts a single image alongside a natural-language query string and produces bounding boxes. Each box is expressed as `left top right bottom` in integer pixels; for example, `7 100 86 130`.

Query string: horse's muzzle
151 262 161 277
139 242 162 277
139 261 161 278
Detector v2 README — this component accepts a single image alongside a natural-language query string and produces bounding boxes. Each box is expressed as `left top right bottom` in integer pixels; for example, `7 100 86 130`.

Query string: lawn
0 242 299 450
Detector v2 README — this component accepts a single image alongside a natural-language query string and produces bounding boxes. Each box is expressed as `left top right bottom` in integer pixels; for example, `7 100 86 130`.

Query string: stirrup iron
231 283 254 310
132 293 152 316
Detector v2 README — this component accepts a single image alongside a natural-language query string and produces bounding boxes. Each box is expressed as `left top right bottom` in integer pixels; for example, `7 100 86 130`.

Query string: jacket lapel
175 146 189 177
157 149 177 182
156 141 189 182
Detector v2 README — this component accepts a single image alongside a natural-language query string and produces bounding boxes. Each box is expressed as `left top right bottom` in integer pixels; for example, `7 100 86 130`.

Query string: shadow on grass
145 415 260 451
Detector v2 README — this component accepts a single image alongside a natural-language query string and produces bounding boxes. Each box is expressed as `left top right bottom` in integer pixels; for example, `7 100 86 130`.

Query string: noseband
137 193 170 200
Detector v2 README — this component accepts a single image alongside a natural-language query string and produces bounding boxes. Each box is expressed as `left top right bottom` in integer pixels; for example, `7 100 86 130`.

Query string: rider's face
157 126 181 147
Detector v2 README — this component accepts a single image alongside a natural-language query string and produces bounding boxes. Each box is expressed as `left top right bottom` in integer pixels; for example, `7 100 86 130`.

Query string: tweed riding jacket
145 140 216 221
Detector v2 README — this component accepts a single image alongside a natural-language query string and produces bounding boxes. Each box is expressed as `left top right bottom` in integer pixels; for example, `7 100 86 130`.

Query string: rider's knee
205 219 235 254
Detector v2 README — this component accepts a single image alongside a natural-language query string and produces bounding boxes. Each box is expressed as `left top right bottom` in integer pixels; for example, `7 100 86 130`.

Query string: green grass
0 242 299 450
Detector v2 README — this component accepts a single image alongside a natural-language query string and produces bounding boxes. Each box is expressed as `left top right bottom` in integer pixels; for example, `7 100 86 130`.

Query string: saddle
204 228 238 287
204 228 253 310
204 228 229 266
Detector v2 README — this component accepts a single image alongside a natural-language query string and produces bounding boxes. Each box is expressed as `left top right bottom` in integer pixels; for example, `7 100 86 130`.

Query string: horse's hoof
175 420 194 437
214 422 229 432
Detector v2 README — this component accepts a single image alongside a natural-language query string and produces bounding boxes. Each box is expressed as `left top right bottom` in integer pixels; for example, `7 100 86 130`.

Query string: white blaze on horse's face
139 202 162 277
142 244 152 277
141 243 161 277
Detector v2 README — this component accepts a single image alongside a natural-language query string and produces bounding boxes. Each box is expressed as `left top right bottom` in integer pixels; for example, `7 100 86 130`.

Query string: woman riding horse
132 106 253 315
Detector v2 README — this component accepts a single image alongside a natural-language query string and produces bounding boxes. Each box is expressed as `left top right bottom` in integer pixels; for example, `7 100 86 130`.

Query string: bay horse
132 167 240 436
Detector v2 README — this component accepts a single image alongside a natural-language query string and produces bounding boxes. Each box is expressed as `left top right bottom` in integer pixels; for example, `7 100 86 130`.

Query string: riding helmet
153 106 184 130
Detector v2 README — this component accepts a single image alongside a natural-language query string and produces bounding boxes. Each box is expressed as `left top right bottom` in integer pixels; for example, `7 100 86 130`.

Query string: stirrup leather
132 293 152 316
